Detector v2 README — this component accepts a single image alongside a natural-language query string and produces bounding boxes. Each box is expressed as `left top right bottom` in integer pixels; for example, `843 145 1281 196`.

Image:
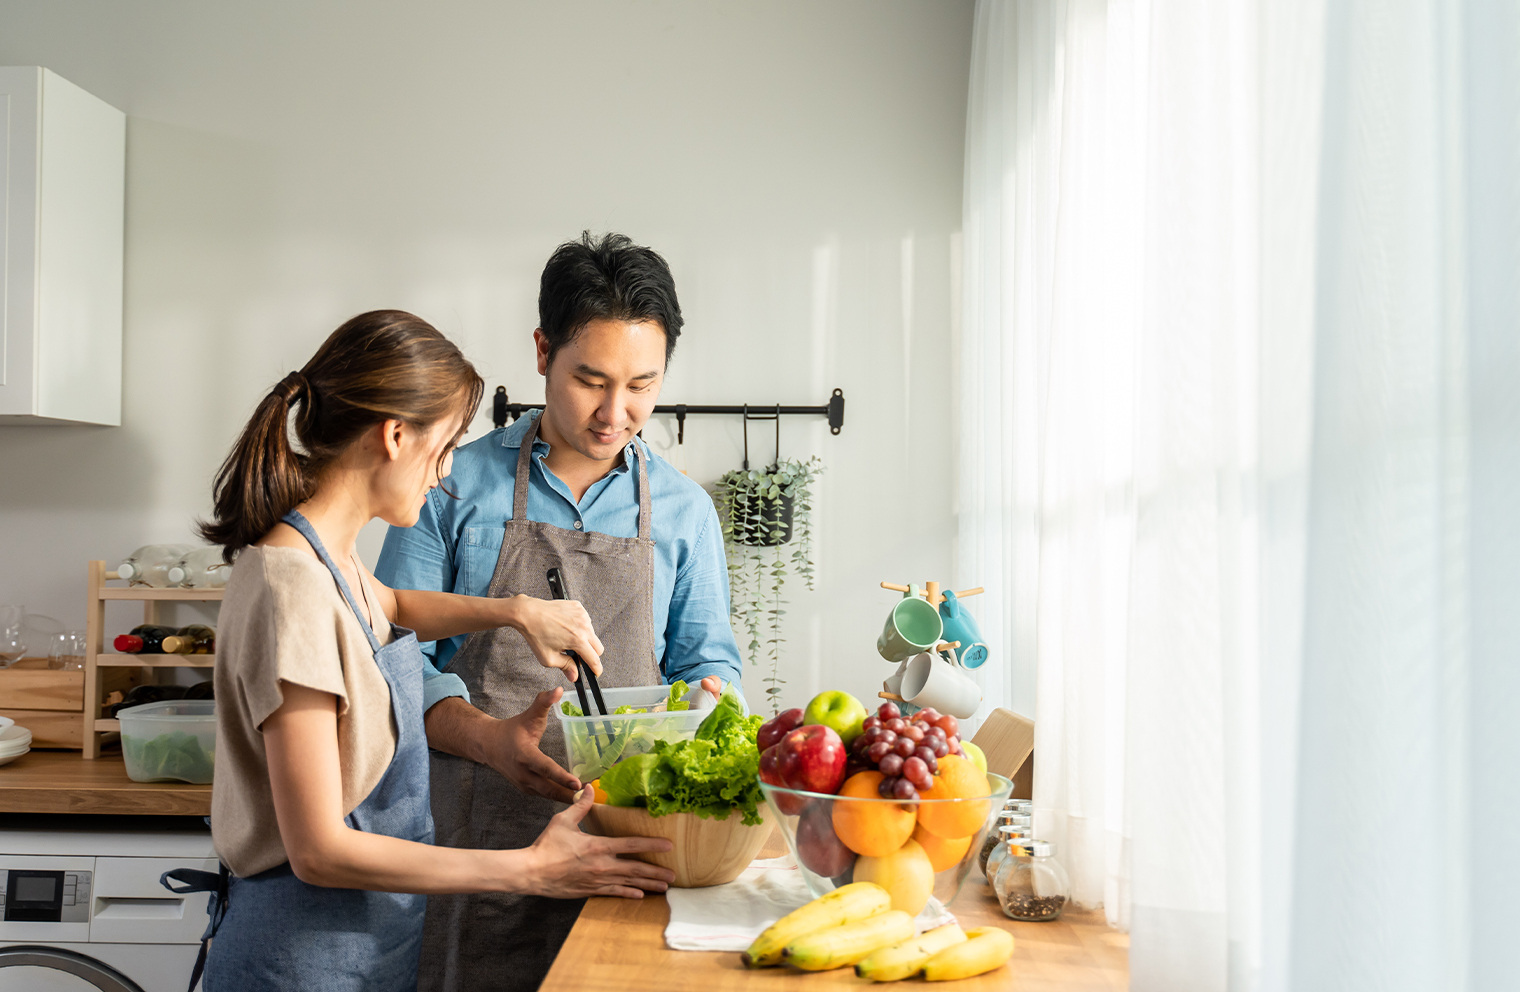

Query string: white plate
0 747 29 767
0 715 12 731
0 725 33 749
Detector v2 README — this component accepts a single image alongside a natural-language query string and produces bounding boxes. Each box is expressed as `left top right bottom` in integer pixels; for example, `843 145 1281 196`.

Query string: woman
181 311 673 991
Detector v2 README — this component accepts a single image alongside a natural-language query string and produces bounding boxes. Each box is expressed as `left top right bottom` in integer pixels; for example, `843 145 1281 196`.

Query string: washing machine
0 813 217 992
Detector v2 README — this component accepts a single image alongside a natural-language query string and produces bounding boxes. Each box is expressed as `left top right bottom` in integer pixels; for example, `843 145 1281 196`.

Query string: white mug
901 652 982 719
882 657 911 696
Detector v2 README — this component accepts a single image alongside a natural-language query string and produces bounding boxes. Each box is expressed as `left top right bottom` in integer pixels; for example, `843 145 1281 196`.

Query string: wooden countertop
543 849 1128 991
0 750 211 816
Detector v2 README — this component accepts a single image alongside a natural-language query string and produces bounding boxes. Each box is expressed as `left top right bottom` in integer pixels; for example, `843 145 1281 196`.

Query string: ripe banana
782 910 916 972
855 923 968 981
922 926 1015 981
742 882 893 967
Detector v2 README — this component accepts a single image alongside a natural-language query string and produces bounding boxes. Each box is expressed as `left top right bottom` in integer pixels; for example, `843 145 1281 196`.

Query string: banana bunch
783 911 915 971
742 883 892 968
856 924 1014 982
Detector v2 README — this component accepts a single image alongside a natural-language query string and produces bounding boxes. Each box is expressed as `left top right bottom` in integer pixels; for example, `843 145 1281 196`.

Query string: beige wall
0 0 972 709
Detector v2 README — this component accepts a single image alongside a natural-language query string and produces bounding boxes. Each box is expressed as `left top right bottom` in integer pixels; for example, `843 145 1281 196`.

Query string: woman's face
374 403 468 528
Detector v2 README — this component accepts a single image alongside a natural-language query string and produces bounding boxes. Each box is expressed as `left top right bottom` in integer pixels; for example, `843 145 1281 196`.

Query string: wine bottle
167 546 232 589
161 624 215 655
117 544 194 588
113 624 178 654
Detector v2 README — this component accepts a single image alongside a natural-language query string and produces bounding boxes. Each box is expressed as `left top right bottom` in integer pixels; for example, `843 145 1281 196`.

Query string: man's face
536 317 666 464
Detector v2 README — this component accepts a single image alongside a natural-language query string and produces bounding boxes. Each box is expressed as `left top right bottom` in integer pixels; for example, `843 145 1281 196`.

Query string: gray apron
420 414 661 992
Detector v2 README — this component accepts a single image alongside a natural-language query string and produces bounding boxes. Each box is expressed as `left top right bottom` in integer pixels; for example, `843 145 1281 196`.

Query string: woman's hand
507 595 605 680
519 787 676 899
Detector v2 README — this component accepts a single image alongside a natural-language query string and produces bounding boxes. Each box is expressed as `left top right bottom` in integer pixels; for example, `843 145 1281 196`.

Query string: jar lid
1001 836 1052 857
997 824 1032 838
1005 799 1033 810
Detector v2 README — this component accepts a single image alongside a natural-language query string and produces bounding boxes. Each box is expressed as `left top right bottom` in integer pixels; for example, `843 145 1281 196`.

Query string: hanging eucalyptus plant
713 456 824 712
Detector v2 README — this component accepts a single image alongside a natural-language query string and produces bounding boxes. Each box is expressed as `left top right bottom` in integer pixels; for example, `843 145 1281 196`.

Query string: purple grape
878 775 899 798
891 777 919 801
878 729 898 746
867 741 894 763
878 753 904 777
885 718 908 734
917 707 942 723
893 737 916 758
924 724 946 740
903 757 932 790
862 715 882 732
903 725 925 743
928 737 949 758
914 746 939 773
877 702 901 721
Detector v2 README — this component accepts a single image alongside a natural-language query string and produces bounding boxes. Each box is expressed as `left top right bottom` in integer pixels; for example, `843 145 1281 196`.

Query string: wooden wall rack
81 560 221 758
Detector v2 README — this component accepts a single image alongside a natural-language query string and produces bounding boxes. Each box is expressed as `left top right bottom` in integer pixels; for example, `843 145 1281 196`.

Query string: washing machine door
0 946 144 992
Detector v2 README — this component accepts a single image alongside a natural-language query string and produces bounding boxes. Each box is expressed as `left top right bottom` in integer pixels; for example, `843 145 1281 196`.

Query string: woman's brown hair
200 310 484 561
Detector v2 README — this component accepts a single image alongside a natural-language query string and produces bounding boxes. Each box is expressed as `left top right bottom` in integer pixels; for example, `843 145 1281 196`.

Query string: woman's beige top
211 545 397 877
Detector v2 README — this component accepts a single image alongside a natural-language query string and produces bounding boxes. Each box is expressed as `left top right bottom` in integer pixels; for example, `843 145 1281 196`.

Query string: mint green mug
876 589 944 663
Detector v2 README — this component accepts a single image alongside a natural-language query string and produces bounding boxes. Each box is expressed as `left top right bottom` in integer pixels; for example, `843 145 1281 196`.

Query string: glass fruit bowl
760 770 1014 910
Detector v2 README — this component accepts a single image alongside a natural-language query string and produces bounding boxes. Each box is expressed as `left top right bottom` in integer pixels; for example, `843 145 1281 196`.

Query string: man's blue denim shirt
375 410 744 712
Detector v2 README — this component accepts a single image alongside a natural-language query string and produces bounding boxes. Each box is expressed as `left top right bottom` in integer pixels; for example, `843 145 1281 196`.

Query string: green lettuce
599 684 766 825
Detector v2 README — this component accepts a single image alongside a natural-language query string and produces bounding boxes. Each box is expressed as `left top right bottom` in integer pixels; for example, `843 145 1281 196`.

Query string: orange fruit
831 771 917 857
916 755 991 839
589 779 609 804
912 821 972 872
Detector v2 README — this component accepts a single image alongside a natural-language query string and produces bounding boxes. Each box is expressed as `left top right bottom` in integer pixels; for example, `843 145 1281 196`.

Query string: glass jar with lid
993 838 1070 921
981 818 1033 880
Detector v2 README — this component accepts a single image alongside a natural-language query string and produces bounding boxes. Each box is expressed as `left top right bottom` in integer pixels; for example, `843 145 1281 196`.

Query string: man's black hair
537 231 684 365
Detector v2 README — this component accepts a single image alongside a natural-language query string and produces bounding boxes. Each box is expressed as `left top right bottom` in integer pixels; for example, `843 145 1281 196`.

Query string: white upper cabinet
0 67 125 426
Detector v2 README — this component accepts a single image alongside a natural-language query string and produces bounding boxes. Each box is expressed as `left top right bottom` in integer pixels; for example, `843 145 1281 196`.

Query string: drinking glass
0 607 26 667
48 630 87 671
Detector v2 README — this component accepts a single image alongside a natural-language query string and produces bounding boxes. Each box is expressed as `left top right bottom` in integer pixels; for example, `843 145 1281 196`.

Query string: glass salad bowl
760 770 1014 909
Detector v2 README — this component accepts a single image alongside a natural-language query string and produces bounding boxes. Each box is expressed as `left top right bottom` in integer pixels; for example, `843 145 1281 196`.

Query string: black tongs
546 567 612 754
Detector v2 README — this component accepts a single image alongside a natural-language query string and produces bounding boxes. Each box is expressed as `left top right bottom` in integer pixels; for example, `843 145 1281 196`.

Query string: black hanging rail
490 387 845 441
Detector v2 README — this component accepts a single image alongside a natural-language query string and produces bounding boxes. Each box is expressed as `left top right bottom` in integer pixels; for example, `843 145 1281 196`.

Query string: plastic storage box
118 699 216 783
556 684 708 783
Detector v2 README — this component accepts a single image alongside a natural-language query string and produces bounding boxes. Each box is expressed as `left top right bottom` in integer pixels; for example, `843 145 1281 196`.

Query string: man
375 231 743 991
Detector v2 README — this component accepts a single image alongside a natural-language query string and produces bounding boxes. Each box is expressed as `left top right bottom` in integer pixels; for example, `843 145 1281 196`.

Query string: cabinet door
0 66 123 426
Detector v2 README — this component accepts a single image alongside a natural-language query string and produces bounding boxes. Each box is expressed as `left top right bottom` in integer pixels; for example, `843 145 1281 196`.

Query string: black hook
742 404 750 471
676 404 687 445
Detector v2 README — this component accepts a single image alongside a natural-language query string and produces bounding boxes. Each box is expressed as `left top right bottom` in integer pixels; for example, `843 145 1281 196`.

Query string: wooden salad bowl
585 802 774 888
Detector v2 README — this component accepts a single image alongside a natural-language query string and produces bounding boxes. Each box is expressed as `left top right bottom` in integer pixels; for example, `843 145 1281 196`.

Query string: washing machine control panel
1 869 91 924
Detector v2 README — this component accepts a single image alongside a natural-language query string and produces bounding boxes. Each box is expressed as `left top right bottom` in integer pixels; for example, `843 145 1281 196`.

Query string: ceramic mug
876 590 944 663
901 651 982 719
938 590 990 670
883 657 911 695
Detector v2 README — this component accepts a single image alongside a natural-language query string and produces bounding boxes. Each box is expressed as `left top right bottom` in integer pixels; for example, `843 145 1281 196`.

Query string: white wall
0 0 972 712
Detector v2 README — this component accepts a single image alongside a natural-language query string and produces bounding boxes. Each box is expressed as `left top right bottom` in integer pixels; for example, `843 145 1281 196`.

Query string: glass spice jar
981 819 1033 880
993 839 1070 922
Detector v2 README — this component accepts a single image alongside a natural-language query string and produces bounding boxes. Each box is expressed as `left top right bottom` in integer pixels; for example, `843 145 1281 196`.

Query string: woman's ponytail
199 371 314 561
198 311 482 563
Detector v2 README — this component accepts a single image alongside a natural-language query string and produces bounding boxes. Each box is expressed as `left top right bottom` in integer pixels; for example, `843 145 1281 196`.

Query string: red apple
757 707 805 752
795 800 856 878
760 744 808 815
775 724 848 797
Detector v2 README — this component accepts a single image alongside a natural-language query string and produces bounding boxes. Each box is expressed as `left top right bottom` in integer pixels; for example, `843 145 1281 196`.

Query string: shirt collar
500 408 637 475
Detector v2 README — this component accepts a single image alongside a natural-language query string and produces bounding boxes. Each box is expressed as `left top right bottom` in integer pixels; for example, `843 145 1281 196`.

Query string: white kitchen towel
663 855 957 951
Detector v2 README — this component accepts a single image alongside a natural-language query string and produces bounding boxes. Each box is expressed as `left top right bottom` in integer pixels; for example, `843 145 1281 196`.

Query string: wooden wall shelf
82 560 222 758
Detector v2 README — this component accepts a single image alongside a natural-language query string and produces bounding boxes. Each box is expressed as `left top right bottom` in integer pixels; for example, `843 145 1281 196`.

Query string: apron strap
162 865 229 992
513 415 538 522
515 413 653 541
280 509 384 654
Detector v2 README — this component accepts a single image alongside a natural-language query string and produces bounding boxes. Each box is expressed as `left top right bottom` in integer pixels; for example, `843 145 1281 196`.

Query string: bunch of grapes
846 702 964 800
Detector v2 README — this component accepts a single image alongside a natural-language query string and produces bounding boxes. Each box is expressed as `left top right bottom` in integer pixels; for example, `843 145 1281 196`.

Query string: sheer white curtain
958 1 1520 989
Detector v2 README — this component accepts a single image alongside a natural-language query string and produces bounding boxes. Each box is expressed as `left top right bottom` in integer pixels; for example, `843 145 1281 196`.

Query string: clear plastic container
556 684 708 784
980 811 1033 874
118 699 216 784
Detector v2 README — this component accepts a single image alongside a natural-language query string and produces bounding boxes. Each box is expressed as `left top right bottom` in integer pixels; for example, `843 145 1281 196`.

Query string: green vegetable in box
599 684 765 826
125 730 215 783
558 681 696 782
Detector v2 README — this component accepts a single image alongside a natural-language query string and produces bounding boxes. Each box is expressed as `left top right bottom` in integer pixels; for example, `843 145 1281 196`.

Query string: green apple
961 740 988 774
803 690 868 745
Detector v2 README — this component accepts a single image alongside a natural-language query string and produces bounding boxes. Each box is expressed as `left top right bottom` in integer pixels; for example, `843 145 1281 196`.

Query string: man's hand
507 595 604 681
424 691 582 804
520 787 675 899
700 676 722 702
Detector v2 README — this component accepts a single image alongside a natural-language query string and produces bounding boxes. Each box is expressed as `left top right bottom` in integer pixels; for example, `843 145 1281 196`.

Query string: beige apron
420 415 661 992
